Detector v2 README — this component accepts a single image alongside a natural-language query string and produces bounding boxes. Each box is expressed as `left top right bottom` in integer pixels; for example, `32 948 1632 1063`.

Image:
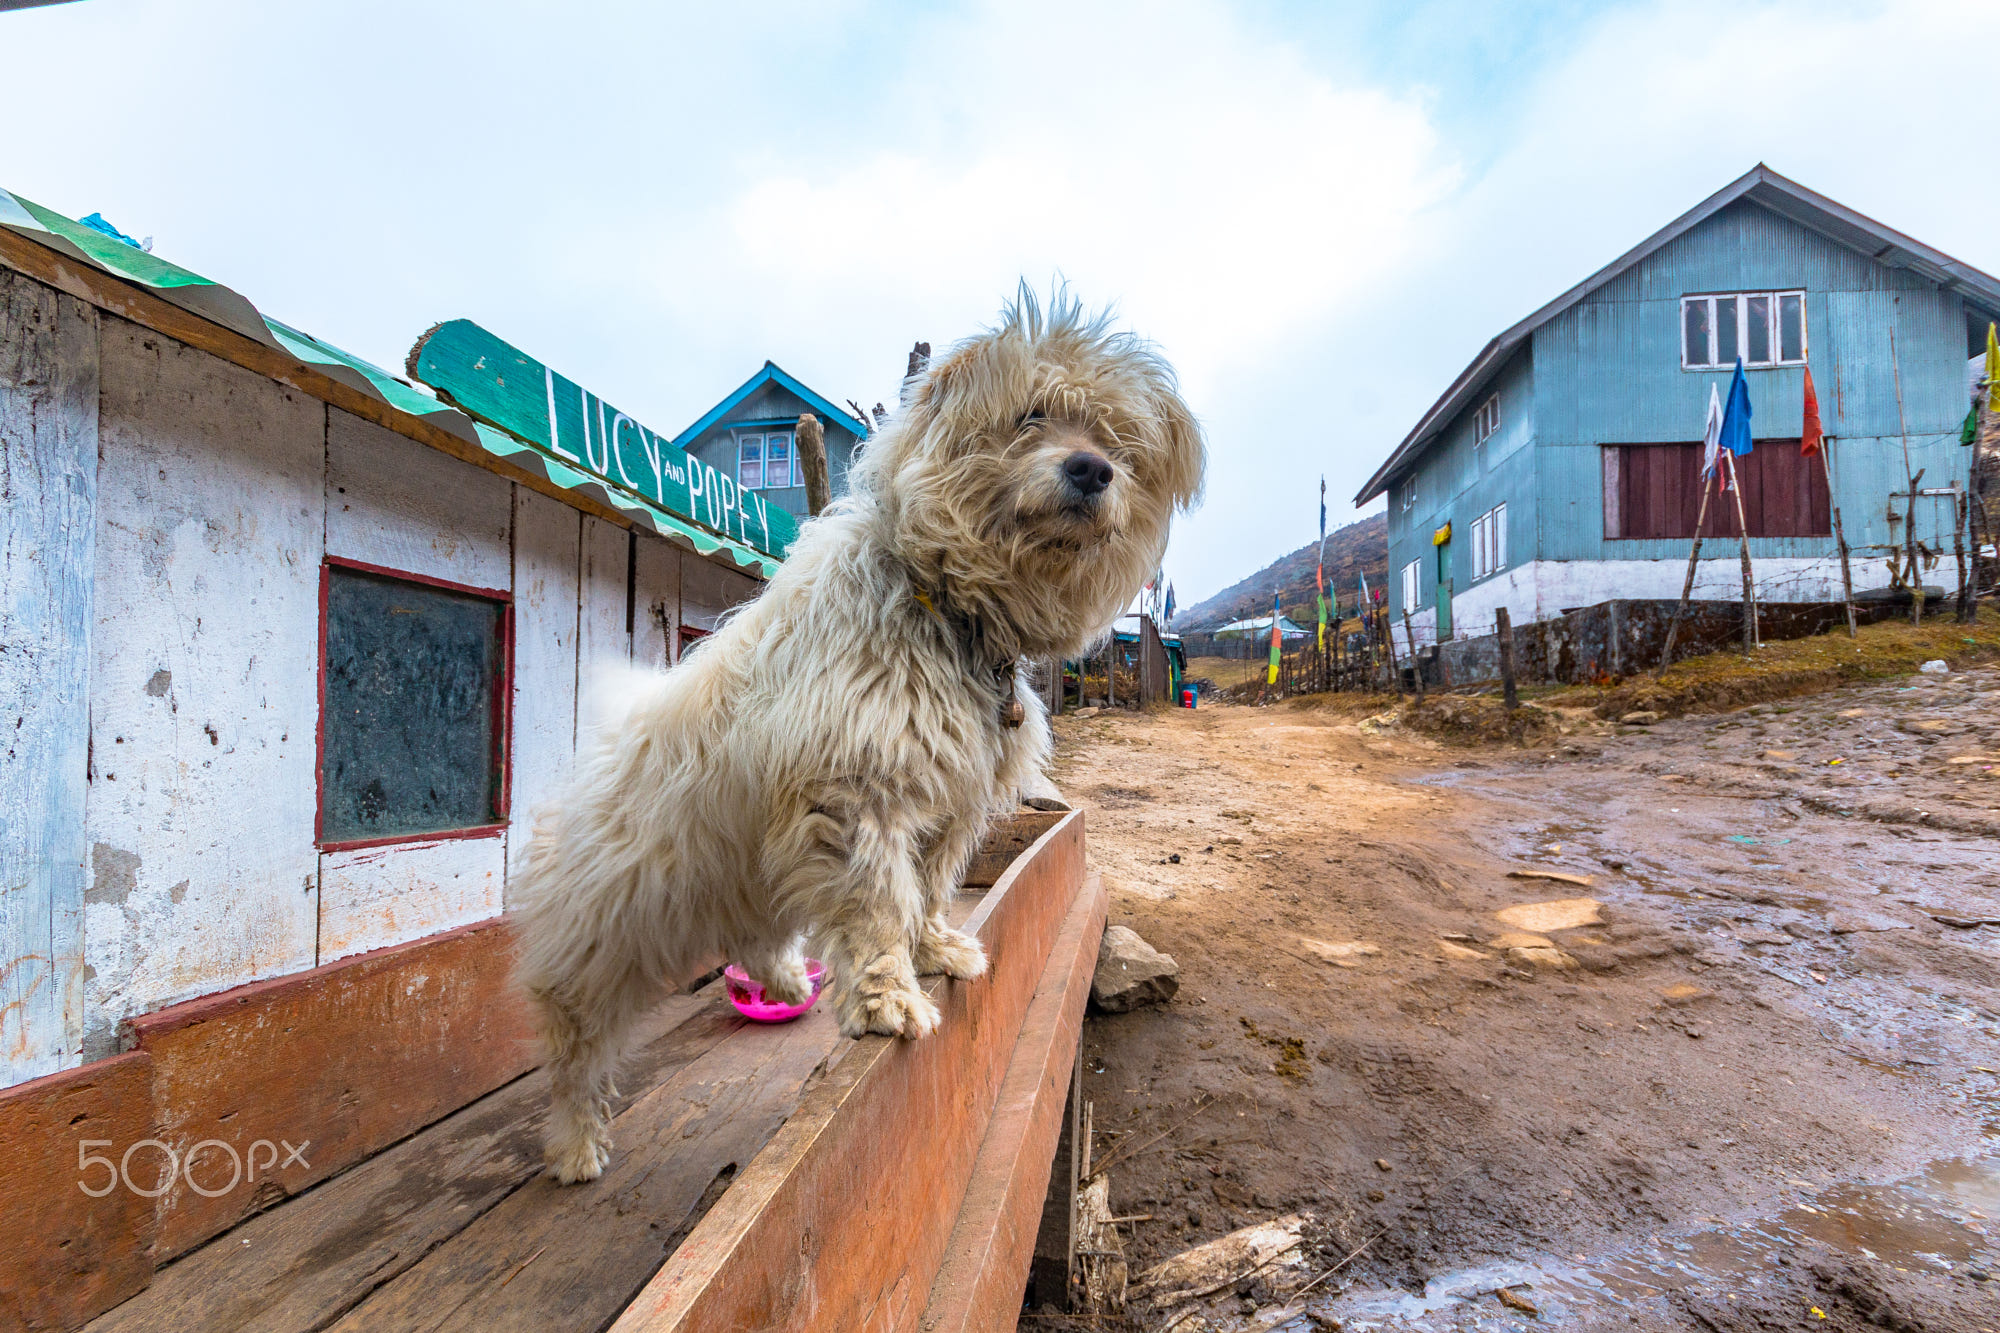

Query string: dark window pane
322 567 506 841
1716 296 1739 365
1684 299 1710 366
1746 294 1772 364
1780 294 1804 361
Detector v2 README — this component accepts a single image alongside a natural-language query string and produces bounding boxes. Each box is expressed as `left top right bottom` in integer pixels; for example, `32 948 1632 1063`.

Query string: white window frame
735 430 798 490
1400 558 1421 611
1473 395 1499 445
1681 290 1807 370
763 431 794 489
1470 503 1508 582
1399 479 1415 513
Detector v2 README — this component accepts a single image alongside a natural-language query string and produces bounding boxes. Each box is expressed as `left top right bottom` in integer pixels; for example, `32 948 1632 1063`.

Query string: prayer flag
1987 322 1999 416
1801 365 1823 457
1316 477 1328 650
1701 382 1725 487
1268 594 1281 685
1720 358 1753 457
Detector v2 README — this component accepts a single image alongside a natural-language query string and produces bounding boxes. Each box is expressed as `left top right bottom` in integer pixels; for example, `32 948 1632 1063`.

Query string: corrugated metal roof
0 188 779 579
1353 164 2000 506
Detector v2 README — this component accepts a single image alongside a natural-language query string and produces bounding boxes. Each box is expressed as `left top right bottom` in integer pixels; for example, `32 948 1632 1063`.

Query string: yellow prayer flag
1987 322 1999 415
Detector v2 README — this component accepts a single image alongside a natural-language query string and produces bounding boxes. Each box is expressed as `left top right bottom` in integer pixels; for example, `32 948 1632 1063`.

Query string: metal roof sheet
0 188 779 579
1352 164 2000 506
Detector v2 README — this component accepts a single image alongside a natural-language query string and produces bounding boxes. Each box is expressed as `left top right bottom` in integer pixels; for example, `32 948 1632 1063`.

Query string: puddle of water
1313 1150 2000 1329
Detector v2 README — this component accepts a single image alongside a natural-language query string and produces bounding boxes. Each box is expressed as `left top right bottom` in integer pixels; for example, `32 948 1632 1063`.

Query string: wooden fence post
1496 605 1518 711
1401 608 1426 700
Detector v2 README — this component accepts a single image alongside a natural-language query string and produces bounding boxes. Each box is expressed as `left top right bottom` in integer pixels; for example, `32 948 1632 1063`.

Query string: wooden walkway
83 811 1098 1333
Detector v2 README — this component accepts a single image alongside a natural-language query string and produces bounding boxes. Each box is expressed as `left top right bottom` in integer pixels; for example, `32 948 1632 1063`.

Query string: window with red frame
319 562 510 845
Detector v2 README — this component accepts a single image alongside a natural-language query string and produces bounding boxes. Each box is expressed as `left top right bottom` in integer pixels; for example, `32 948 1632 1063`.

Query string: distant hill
1176 512 1388 631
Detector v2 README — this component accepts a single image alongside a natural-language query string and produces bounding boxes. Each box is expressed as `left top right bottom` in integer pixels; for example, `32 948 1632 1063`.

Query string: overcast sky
8 0 1998 603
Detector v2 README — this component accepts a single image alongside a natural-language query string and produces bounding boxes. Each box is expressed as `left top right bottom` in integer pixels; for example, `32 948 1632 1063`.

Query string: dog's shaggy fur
513 291 1205 1183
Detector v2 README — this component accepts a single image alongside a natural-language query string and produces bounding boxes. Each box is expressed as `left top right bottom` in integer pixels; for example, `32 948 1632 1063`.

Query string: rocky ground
1035 654 2000 1332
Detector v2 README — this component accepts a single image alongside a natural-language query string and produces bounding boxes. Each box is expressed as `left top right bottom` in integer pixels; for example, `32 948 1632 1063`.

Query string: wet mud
1044 667 1999 1331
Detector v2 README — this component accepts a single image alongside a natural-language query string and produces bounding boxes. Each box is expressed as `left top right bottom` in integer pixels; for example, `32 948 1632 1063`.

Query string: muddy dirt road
1048 668 2000 1331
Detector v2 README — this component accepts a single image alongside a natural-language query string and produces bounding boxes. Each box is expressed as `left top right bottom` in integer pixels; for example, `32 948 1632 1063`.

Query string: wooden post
1723 451 1758 653
1400 608 1426 700
1821 439 1857 637
1495 605 1518 711
1954 483 1971 623
1891 326 1924 625
796 412 831 517
1659 470 1717 674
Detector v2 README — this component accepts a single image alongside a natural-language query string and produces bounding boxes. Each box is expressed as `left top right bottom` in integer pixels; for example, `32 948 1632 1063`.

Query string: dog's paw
752 955 816 1007
915 925 988 981
834 956 940 1039
544 1128 611 1184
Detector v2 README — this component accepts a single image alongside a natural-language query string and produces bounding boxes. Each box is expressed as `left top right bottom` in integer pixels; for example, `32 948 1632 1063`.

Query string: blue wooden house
1355 165 1996 653
675 361 873 521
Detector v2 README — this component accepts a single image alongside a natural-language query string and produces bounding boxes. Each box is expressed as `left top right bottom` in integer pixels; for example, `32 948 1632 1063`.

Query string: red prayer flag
1801 365 1824 456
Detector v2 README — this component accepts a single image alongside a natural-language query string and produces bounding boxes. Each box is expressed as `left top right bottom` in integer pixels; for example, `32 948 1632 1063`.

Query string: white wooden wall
0 270 97 1081
85 320 325 1061
0 279 766 1085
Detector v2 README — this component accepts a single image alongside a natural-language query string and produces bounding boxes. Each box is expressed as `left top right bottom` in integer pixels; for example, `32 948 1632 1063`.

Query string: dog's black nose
1061 451 1115 498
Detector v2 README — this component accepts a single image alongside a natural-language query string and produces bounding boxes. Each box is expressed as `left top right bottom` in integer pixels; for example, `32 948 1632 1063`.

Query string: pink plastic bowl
723 958 826 1023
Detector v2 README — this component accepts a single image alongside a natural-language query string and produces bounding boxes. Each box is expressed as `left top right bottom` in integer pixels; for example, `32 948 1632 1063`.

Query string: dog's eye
1018 409 1045 430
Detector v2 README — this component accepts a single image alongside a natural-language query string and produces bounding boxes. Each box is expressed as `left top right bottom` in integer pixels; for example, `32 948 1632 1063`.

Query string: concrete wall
0 271 768 1086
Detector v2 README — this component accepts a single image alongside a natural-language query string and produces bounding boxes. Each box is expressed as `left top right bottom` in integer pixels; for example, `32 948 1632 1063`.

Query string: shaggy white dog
513 291 1205 1183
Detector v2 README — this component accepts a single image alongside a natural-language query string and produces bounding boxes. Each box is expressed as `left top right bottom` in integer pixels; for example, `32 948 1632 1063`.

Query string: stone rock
1495 897 1603 933
1621 710 1662 726
1659 983 1713 1007
1827 912 1913 935
1504 945 1576 970
1072 706 1100 719
1302 937 1379 967
1092 925 1180 1012
1565 942 1620 973
1919 659 1950 674
1439 940 1490 961
1490 930 1556 950
1759 749 1796 761
1496 1287 1541 1314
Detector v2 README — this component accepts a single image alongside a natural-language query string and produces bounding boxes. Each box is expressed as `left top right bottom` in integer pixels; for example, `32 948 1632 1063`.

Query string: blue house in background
676 361 873 521
1355 165 1996 656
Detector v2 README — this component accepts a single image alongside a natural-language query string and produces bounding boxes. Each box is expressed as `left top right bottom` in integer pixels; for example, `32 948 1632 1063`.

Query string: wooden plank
921 873 1108 1333
85 316 326 1062
317 835 506 963
608 810 1087 1333
327 1006 845 1333
579 516 633 707
0 268 96 1084
507 486 581 898
963 810 1067 888
407 320 799 559
324 407 513 592
128 918 536 1261
84 992 726 1333
0 1053 154 1332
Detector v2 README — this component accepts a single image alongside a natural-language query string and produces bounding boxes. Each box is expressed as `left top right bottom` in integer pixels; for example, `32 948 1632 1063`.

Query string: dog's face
854 293 1206 657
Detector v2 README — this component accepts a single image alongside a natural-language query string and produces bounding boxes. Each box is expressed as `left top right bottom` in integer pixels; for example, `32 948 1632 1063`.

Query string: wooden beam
920 874 1108 1333
607 812 1088 1333
83 996 727 1333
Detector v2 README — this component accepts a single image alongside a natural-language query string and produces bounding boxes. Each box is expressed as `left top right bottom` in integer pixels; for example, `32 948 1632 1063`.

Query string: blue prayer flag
1720 359 1753 457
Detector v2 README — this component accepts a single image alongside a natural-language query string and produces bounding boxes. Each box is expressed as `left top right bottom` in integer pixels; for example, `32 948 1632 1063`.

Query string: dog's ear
1145 381 1207 512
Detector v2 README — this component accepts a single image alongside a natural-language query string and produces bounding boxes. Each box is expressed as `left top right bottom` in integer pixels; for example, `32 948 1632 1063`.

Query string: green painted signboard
409 320 800 559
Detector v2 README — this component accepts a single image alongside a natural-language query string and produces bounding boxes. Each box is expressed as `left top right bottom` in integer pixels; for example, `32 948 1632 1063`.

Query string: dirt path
1046 669 2000 1331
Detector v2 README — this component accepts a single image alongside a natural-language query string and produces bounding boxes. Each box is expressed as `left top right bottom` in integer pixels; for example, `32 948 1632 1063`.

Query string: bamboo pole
1821 439 1857 637
1658 466 1717 674
1954 483 1971 623
1723 451 1758 653
1400 607 1426 700
1890 324 1924 625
